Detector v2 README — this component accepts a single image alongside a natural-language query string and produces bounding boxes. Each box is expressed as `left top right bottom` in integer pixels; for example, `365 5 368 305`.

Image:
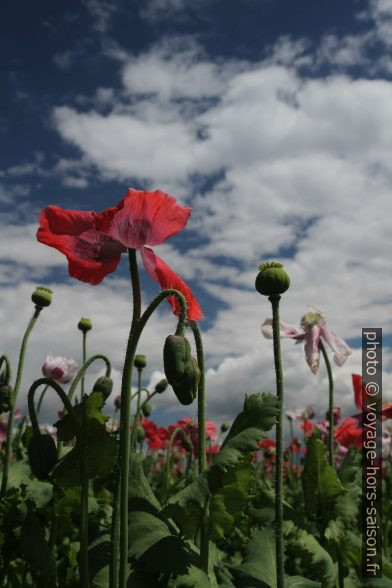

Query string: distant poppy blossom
37 189 202 320
261 308 351 374
42 354 78 384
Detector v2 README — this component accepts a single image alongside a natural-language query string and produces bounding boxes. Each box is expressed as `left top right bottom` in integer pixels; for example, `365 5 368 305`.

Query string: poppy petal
96 189 191 249
304 326 321 374
261 319 305 339
320 325 352 367
140 247 202 321
352 373 363 410
37 206 124 285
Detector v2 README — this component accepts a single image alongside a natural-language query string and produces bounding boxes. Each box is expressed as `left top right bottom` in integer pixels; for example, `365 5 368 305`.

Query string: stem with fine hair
36 383 50 416
79 394 90 587
117 281 187 588
81 330 87 399
1 306 42 497
68 354 111 402
319 340 334 467
269 294 285 588
131 368 143 451
189 320 209 574
164 427 191 504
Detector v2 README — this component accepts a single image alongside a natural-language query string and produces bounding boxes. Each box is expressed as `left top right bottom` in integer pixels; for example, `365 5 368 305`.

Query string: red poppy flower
351 373 392 419
334 416 362 448
37 189 202 320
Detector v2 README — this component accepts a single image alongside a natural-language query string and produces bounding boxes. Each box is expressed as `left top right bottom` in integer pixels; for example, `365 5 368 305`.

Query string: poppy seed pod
255 262 290 296
0 384 12 413
78 317 92 333
31 286 53 308
163 335 199 405
221 421 231 433
92 376 113 400
142 401 152 417
28 433 58 480
155 379 168 394
134 355 147 370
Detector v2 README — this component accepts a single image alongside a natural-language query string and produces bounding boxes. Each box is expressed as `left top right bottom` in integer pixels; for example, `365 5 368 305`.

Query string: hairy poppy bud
163 336 199 405
142 401 152 417
255 262 290 296
134 355 147 370
155 379 168 394
0 384 12 413
92 376 113 400
78 317 92 333
136 425 145 442
221 421 231 433
31 286 53 308
28 433 58 480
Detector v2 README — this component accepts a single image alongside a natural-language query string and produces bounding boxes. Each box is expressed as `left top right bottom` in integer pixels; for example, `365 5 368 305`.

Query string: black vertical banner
362 328 382 579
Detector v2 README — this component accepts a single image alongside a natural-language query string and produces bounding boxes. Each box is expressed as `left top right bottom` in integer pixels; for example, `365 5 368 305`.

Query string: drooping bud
134 355 147 370
163 335 199 405
141 401 152 417
221 421 231 433
136 425 145 442
0 384 12 413
31 286 53 308
92 376 113 400
155 379 168 394
78 317 92 333
28 433 58 480
114 395 121 409
255 262 290 297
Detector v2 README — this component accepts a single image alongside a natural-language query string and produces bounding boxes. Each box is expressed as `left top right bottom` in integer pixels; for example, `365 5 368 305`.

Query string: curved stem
36 383 50 417
1 306 42 497
118 285 188 588
68 354 111 402
164 426 189 504
320 340 334 468
189 320 209 574
269 294 284 588
27 378 80 436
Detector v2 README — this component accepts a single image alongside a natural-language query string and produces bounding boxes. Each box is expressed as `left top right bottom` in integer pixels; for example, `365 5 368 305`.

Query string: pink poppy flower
42 354 78 384
261 309 352 374
37 189 202 320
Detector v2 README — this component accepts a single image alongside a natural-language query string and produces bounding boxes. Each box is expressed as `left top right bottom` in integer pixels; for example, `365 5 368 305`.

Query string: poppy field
0 189 391 587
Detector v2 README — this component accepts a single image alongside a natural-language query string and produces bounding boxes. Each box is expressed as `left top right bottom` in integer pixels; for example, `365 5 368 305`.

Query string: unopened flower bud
92 376 113 400
0 384 12 413
134 355 147 370
31 286 52 308
163 335 199 405
142 401 152 417
221 421 231 433
78 317 92 333
136 425 145 442
114 395 121 409
28 433 58 480
255 262 290 296
155 379 168 394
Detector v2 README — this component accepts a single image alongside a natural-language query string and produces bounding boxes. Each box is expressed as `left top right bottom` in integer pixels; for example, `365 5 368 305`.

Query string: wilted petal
141 247 202 321
320 325 352 367
304 326 321 374
42 354 79 384
261 319 305 340
96 189 191 249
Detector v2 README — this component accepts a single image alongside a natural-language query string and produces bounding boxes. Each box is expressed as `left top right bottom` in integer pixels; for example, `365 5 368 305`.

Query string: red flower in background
300 420 314 436
37 189 202 320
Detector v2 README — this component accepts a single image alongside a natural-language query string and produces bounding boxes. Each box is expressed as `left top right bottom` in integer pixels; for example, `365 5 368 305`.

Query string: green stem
164 427 190 503
80 394 90 587
269 294 284 588
81 331 87 398
1 306 42 497
320 340 334 467
118 283 187 588
27 378 79 436
68 354 111 402
189 320 209 574
36 383 50 417
131 368 143 451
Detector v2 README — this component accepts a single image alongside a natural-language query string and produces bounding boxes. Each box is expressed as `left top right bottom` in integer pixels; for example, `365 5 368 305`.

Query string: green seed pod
255 262 290 296
31 286 53 308
134 355 147 369
136 425 145 442
155 379 168 394
221 421 231 433
92 376 113 400
28 433 58 480
0 384 12 413
141 401 152 417
78 317 92 333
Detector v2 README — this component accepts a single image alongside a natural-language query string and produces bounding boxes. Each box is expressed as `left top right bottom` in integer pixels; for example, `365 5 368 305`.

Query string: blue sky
1 0 391 428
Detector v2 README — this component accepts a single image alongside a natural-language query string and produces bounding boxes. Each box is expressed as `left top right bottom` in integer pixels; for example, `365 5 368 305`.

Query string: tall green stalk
269 294 285 588
1 306 42 496
319 340 334 467
189 320 209 574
